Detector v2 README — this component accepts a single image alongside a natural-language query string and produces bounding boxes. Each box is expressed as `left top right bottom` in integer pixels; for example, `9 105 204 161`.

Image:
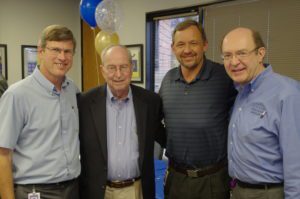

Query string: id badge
28 192 40 199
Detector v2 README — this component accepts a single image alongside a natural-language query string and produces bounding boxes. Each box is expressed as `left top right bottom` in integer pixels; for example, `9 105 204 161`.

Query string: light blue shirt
228 65 300 199
0 67 80 184
106 85 140 181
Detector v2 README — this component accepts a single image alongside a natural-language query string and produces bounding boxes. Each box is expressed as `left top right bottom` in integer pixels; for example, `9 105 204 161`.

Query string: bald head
221 27 265 52
101 45 132 65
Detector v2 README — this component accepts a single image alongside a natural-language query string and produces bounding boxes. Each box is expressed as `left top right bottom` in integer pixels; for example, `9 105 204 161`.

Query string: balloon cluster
80 0 121 56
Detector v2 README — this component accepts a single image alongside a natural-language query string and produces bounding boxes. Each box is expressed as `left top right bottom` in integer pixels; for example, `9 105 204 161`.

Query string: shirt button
232 124 235 128
238 107 242 111
230 142 233 145
118 126 122 129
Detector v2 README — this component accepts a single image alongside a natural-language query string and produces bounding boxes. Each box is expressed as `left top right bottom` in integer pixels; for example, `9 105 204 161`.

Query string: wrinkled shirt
0 67 80 184
228 65 300 199
106 86 140 180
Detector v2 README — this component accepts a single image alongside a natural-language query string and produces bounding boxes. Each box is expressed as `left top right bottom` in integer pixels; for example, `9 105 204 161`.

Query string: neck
39 66 64 91
253 63 266 81
111 88 129 100
47 76 63 91
181 64 202 83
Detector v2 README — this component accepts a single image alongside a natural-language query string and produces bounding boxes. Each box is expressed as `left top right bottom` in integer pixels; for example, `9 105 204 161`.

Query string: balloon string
93 28 100 85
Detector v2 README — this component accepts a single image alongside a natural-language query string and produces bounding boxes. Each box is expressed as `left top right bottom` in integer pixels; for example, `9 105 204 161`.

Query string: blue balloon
80 0 102 28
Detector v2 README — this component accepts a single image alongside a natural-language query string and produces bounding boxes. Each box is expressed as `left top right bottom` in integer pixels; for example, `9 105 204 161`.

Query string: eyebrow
223 48 249 53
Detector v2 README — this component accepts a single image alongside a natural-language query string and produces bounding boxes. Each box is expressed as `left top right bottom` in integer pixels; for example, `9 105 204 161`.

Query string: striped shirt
159 59 236 167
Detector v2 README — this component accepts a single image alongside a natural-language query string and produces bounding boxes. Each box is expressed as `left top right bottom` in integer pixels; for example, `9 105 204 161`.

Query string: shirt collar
32 66 70 95
106 85 132 104
235 64 272 92
174 58 213 83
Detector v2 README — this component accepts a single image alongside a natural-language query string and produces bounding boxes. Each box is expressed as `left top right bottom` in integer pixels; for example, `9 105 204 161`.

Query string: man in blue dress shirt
221 27 300 199
0 25 80 199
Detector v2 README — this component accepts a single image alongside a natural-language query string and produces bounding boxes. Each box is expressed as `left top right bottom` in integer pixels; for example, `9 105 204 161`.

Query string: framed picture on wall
126 44 143 83
21 45 37 78
0 44 8 79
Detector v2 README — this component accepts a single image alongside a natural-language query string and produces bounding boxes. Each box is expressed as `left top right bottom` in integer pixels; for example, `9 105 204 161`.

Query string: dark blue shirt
159 59 236 167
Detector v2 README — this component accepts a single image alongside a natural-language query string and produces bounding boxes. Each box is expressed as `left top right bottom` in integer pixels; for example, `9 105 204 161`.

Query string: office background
1 0 299 91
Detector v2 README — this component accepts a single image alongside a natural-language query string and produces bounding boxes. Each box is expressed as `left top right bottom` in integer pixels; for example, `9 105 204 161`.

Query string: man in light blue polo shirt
0 25 80 199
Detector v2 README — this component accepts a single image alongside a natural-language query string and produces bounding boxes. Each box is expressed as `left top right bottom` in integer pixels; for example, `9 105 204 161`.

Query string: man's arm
0 147 14 199
280 94 300 199
154 97 166 148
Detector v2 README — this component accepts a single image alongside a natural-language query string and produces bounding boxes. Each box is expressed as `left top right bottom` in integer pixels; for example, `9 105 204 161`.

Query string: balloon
80 0 102 28
95 0 122 33
94 31 120 56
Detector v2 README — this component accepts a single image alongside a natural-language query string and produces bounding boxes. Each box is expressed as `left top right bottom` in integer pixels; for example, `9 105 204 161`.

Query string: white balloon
95 0 122 33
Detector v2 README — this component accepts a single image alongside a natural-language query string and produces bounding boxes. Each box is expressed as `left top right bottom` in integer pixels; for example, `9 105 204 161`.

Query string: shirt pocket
239 103 268 141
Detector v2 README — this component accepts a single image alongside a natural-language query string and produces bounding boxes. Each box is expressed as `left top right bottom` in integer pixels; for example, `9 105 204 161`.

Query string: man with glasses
221 27 300 199
159 19 237 199
0 25 80 199
78 45 165 199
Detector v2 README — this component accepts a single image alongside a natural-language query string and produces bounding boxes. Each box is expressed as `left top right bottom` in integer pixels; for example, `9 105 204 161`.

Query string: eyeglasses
105 65 131 74
221 47 259 61
45 47 74 57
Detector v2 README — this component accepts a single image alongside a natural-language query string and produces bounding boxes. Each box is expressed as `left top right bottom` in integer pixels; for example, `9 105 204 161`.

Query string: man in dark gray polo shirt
159 19 236 199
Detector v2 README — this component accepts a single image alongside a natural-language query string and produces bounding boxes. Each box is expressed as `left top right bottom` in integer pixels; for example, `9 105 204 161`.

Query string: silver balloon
95 0 122 33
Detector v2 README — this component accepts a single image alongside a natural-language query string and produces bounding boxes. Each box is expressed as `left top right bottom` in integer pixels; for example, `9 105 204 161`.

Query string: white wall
0 0 82 89
117 0 219 87
0 0 220 89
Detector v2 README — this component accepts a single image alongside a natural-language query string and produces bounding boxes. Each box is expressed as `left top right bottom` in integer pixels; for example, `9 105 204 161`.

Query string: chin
233 78 246 85
183 63 197 69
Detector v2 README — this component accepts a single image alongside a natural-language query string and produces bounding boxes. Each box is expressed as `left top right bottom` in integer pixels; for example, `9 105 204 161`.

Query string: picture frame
21 45 38 78
0 44 8 80
126 44 143 83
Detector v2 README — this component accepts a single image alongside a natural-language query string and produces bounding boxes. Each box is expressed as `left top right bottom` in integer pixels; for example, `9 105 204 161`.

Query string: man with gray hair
0 25 80 199
78 44 165 199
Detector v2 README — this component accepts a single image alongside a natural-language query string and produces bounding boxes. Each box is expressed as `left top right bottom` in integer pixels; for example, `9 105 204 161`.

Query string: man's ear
100 65 107 76
257 47 266 62
203 41 209 52
37 46 43 54
171 43 175 53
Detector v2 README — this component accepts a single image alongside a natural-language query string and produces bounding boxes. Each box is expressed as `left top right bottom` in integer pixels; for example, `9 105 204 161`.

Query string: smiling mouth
182 54 195 58
182 56 195 61
113 80 125 83
55 63 65 67
232 68 245 75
